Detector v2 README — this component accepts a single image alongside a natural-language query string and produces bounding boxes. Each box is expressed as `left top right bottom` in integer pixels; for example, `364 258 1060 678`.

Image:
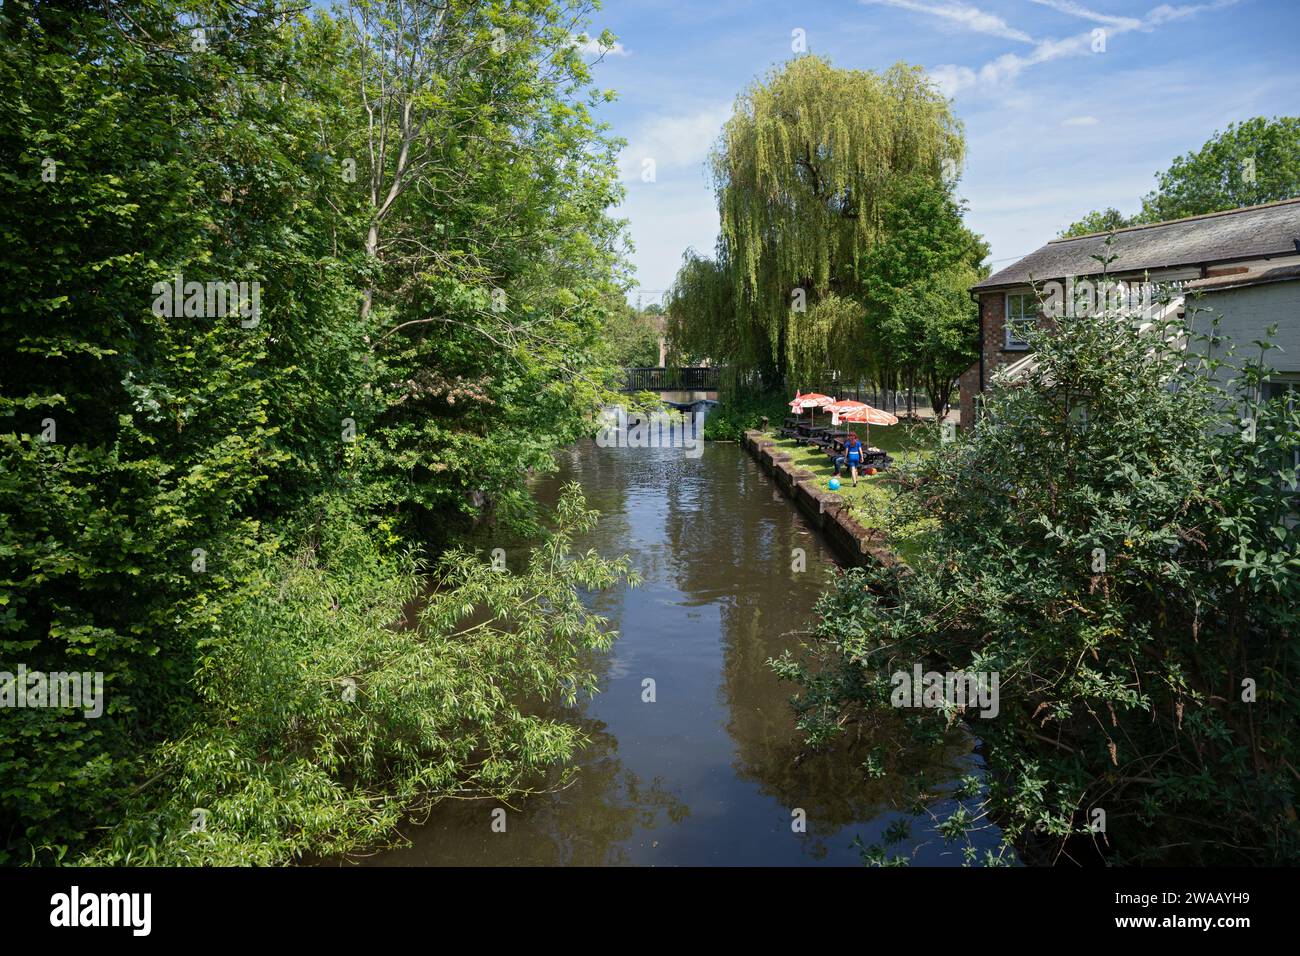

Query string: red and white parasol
788 391 835 427
834 403 898 444
825 398 867 418
788 391 835 411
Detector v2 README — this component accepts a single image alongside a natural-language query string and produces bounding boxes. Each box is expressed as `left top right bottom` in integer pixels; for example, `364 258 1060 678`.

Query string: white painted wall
1195 279 1300 376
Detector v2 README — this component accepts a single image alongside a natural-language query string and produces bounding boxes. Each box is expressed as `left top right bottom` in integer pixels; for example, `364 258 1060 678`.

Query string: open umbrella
835 402 898 446
788 392 835 431
824 400 868 443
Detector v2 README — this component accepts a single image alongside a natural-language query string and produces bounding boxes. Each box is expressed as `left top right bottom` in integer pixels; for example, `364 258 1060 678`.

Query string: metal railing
623 366 720 391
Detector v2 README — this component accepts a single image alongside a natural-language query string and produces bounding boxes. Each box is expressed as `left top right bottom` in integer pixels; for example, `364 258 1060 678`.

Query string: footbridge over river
621 366 719 411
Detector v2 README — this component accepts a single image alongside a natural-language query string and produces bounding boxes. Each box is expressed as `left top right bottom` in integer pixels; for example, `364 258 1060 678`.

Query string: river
359 436 1003 866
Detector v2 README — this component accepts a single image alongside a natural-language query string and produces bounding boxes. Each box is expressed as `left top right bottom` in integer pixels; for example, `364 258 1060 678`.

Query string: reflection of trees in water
654 443 974 857
382 440 989 864
361 716 688 866
717 597 972 827
455 439 636 679
360 442 694 866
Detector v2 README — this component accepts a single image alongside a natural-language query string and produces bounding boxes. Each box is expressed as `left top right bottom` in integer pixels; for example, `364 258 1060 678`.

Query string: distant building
647 311 668 366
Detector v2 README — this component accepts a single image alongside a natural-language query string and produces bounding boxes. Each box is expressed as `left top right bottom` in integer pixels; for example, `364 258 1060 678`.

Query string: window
1005 292 1036 349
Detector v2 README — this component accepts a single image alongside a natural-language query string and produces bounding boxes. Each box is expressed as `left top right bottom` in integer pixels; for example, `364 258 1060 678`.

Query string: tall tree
603 301 664 367
667 56 965 391
1140 116 1300 221
1059 116 1300 236
334 0 628 532
858 175 987 413
0 0 633 863
0 0 358 858
1057 206 1133 239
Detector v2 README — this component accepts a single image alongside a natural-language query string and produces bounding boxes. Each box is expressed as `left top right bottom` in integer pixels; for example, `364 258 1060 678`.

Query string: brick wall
960 289 1041 427
981 290 1028 380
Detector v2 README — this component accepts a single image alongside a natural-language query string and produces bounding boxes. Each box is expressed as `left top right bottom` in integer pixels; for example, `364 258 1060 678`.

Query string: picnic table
823 438 891 468
778 416 802 438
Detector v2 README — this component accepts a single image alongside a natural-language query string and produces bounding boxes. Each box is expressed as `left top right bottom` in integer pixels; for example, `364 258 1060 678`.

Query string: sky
572 0 1300 304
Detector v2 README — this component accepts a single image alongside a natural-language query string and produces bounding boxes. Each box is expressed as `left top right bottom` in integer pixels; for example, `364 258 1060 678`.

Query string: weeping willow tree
667 55 966 392
664 250 738 368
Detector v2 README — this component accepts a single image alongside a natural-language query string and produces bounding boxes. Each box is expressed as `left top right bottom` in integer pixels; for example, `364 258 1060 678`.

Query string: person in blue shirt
834 432 865 485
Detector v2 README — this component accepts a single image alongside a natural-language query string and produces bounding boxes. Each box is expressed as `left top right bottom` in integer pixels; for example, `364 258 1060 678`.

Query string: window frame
1004 291 1036 350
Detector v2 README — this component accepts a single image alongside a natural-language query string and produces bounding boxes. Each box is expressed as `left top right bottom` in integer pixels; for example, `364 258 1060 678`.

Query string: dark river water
359 437 1002 866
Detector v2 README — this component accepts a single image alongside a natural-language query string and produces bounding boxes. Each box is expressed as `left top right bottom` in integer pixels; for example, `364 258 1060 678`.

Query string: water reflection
355 439 1002 866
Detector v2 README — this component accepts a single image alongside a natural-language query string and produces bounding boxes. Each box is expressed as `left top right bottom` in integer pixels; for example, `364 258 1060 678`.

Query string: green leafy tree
339 0 629 533
1057 207 1134 239
858 175 987 414
665 250 748 380
1059 116 1300 237
882 269 980 416
85 484 638 865
1140 116 1300 221
1 0 635 864
603 301 664 367
667 56 964 391
0 0 329 860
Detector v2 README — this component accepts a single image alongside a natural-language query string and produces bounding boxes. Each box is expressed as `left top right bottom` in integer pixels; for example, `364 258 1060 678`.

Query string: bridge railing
623 366 719 391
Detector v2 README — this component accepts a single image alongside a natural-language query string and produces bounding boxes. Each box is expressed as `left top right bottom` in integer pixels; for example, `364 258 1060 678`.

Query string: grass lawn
761 420 938 564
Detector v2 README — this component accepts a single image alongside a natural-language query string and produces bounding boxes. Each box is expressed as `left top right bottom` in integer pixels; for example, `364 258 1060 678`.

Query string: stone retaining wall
743 430 898 569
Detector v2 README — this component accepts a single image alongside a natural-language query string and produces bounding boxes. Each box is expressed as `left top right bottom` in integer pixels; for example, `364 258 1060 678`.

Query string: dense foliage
774 287 1300 864
664 56 984 412
1060 115 1300 236
857 177 987 415
602 302 664 368
1 0 631 864
700 391 790 442
84 484 635 865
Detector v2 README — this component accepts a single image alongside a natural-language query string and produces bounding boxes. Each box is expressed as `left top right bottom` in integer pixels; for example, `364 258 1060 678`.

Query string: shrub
773 289 1300 864
703 391 792 441
82 484 636 865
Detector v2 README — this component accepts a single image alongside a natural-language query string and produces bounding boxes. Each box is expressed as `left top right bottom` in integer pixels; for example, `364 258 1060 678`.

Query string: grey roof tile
1183 262 1300 293
973 198 1300 291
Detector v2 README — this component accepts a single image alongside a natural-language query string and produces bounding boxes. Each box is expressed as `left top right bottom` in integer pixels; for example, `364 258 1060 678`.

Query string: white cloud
862 0 1035 42
616 184 721 294
929 31 1093 96
1062 115 1100 126
1031 0 1240 30
928 0 1240 97
618 104 731 183
1028 0 1143 31
1146 0 1242 27
571 33 630 57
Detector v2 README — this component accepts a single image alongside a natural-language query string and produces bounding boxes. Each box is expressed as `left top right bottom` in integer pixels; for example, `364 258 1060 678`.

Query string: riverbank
741 423 941 567
742 429 899 568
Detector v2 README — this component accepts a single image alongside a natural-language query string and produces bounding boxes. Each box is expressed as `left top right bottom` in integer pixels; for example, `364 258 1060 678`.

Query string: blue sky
575 0 1300 302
